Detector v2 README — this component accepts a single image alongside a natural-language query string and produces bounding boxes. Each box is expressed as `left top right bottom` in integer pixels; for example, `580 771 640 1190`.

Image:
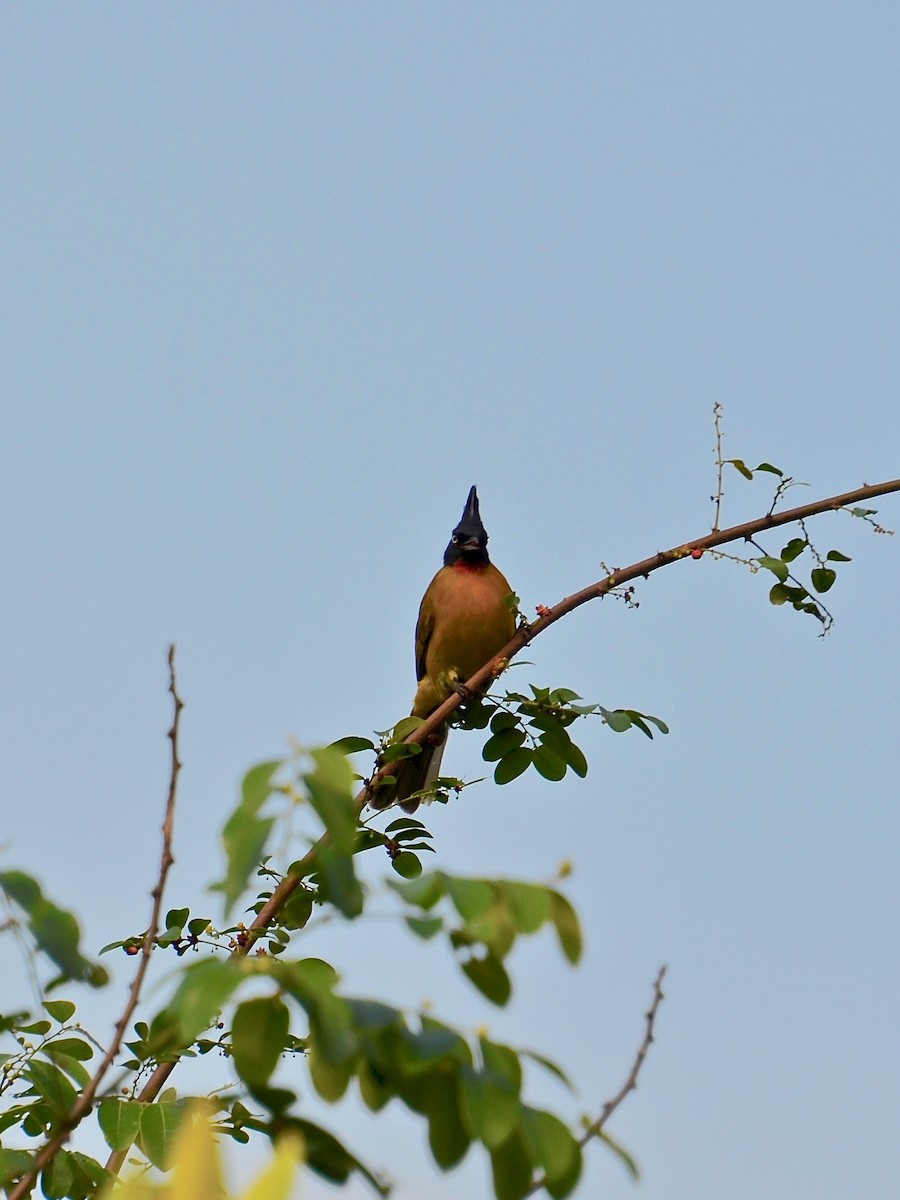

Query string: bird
373 485 516 812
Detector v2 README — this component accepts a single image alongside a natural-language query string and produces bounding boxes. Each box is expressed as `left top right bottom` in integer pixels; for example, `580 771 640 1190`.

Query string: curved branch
102 477 900 1127
11 647 184 1200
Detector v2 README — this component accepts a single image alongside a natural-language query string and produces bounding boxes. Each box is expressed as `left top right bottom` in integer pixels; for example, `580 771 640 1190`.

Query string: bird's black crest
444 485 490 566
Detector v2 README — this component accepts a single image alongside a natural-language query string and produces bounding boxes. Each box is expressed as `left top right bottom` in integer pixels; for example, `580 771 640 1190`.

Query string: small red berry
691 548 703 559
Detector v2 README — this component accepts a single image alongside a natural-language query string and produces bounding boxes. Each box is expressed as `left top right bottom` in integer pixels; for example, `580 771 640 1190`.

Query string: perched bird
374 486 516 812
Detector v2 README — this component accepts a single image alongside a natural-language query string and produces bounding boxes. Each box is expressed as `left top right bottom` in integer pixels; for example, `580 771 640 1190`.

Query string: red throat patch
452 561 485 575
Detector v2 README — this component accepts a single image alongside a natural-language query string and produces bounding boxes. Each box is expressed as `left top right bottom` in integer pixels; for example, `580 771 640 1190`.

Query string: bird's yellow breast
412 562 515 717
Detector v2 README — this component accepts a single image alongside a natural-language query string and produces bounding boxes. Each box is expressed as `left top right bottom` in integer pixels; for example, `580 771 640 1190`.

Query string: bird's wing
414 589 435 682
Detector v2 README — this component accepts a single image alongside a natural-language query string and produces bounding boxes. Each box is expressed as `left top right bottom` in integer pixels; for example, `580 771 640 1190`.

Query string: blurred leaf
447 877 494 921
462 953 511 1007
521 1106 581 1195
501 882 552 935
405 915 443 939
596 1128 640 1180
0 871 107 988
149 958 241 1055
388 871 446 910
479 1037 522 1094
519 1049 574 1092
550 892 582 964
213 812 275 917
489 1125 535 1200
232 996 290 1090
305 748 357 853
460 1066 520 1148
0 1149 32 1188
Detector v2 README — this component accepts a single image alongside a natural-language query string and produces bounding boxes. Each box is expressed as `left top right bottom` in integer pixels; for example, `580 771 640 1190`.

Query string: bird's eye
451 534 460 544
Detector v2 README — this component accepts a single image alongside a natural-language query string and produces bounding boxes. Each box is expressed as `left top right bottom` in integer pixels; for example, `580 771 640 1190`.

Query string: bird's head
444 485 491 566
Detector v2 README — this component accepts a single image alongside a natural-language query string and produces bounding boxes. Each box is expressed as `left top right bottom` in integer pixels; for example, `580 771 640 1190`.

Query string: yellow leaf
169 1108 224 1200
238 1134 304 1200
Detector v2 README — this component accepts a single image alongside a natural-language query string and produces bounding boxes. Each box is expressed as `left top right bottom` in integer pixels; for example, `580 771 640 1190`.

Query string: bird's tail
369 729 447 813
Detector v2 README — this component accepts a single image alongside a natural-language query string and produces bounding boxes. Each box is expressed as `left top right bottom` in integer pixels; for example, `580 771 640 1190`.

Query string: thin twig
10 647 184 1199
526 965 667 1196
712 401 725 531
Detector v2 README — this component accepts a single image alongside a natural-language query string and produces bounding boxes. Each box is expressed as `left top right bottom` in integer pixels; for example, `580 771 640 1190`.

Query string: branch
10 647 185 1199
527 965 667 1196
103 478 900 1125
360 476 900 801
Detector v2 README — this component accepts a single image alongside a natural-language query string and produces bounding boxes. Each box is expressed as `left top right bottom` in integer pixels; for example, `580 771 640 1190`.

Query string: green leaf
482 728 527 763
826 549 851 562
328 736 375 755
489 1125 535 1200
519 1048 575 1092
754 461 783 476
242 759 283 813
521 1106 582 1195
849 506 876 517
559 740 588 777
596 1128 640 1180
138 1101 183 1169
493 747 533 784
599 707 632 733
405 915 443 939
24 1058 77 1119
313 842 364 919
757 555 788 582
726 458 753 480
213 811 275 916
309 1044 354 1101
232 996 291 1090
447 877 494 921
0 1149 33 1188
460 1066 520 1149
479 1037 523 1094
780 537 807 562
550 892 582 964
501 882 552 935
164 907 189 932
423 1072 471 1169
769 582 793 606
0 872 107 987
391 852 422 879
305 747 357 853
98 1098 143 1152
392 715 425 740
40 1148 74 1199
462 953 511 1006
45 1037 93 1063
42 1000 76 1024
380 741 422 763
286 1118 388 1195
389 871 446 910
811 566 836 593
150 958 241 1054
533 743 568 781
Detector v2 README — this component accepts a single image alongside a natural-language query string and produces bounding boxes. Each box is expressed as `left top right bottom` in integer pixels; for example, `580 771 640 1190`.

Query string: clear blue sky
2 6 898 1199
